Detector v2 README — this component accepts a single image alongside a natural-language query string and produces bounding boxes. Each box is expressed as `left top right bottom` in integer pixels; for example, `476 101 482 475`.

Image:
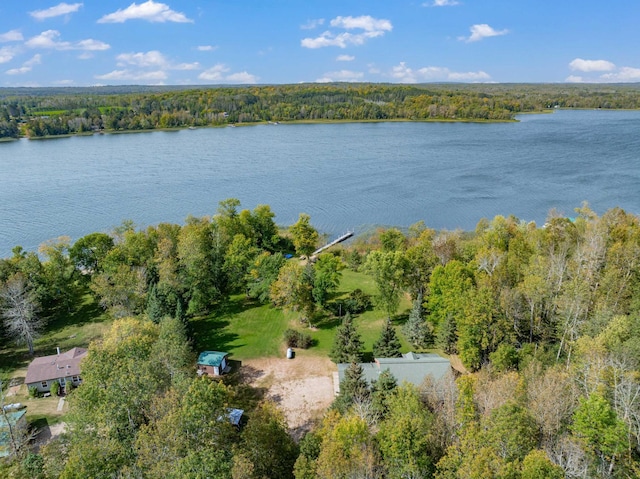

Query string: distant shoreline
9 117 520 141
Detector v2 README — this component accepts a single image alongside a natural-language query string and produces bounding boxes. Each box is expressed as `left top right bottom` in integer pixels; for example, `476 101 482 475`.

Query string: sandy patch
241 356 336 438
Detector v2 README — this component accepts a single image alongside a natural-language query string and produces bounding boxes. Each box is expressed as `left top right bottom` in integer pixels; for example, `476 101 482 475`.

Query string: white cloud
0 30 23 42
601 67 640 82
316 70 364 82
424 0 460 5
6 54 41 75
30 2 83 20
115 50 199 72
95 69 168 81
565 59 640 83
75 39 111 51
391 62 491 83
26 30 110 51
460 24 508 43
174 62 200 70
301 18 324 30
0 46 17 64
117 50 167 67
302 15 392 49
226 71 258 84
569 58 615 72
197 45 217 51
448 70 491 81
198 64 228 81
336 54 355 62
55 79 74 85
98 1 192 24
330 16 392 32
5 67 28 76
198 63 258 83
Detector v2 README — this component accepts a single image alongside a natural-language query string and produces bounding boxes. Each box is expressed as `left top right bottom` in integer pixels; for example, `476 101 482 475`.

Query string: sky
0 0 639 87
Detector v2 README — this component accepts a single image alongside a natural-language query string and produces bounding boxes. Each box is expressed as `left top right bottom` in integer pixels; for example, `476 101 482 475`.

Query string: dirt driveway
241 355 336 438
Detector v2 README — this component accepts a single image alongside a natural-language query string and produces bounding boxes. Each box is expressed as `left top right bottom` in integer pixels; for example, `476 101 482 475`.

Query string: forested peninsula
2 200 640 478
2 82 640 139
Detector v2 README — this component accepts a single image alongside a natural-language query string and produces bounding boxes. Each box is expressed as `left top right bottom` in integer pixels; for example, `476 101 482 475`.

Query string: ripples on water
1 110 640 256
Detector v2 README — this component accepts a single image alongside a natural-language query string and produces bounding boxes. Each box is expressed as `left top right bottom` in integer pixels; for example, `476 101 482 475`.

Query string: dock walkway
312 231 354 256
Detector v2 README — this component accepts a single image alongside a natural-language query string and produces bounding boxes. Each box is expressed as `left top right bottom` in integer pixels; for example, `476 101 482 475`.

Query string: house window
72 376 80 382
41 381 48 388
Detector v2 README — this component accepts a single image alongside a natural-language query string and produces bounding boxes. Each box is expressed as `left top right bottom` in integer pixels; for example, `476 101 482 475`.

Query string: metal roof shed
197 351 230 377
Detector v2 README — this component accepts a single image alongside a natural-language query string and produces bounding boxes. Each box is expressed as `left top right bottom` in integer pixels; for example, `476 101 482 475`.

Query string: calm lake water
1 109 640 257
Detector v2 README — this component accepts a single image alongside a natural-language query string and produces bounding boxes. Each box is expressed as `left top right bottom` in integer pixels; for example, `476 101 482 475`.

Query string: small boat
188 126 196 130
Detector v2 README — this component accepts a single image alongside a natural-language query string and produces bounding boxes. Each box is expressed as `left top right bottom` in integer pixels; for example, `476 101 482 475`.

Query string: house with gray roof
197 351 230 377
337 352 451 390
24 347 87 394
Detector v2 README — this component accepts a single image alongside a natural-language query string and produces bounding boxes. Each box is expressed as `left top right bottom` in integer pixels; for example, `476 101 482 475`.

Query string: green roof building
337 352 451 390
197 351 230 377
1 408 27 457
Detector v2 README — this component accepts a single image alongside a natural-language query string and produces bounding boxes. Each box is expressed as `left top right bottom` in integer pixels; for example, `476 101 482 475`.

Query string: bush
346 289 371 313
284 329 313 349
489 343 519 372
50 381 60 397
327 289 372 317
28 386 38 398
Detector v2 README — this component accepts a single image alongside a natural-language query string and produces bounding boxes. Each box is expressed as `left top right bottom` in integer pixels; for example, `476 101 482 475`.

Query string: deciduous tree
0 274 41 355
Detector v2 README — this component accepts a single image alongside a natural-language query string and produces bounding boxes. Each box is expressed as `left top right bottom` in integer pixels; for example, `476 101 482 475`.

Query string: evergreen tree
403 293 431 349
370 369 397 419
373 318 402 358
332 362 370 414
329 313 364 363
146 283 163 323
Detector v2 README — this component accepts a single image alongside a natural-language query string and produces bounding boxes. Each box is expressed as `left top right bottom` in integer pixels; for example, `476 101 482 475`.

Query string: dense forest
1 83 640 138
2 200 640 478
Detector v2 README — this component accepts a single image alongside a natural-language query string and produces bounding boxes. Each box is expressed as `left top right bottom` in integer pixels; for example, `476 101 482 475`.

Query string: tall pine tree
373 318 402 358
403 293 431 349
329 313 364 364
332 362 370 414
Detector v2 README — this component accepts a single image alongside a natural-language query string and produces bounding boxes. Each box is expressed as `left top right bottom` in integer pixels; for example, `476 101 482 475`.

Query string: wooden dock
312 231 354 256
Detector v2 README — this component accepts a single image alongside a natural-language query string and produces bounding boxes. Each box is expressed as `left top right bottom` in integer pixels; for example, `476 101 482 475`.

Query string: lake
1 109 640 257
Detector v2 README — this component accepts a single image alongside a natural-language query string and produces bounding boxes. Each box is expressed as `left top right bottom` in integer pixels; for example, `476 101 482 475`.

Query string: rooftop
24 347 88 385
337 352 452 387
197 351 229 368
0 408 27 428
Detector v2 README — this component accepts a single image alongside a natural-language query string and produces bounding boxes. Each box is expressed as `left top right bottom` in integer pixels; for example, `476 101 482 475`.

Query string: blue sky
1 1 639 86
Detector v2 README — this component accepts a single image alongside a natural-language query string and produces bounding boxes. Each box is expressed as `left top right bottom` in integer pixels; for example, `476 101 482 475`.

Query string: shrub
50 381 60 397
284 329 313 349
489 343 519 372
326 289 372 317
28 386 38 398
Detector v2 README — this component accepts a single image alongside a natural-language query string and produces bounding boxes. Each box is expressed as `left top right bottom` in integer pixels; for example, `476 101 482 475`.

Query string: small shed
0 408 27 457
197 351 230 377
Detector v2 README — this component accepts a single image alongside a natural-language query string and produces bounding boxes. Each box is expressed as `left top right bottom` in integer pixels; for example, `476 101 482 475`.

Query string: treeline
2 82 640 138
2 200 640 477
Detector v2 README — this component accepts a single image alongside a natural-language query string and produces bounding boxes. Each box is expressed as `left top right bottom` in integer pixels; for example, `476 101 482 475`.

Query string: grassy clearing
0 291 111 385
189 269 413 361
190 297 295 360
0 291 106 425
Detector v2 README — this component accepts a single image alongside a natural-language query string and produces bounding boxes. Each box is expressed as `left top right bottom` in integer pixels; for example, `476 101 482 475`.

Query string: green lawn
0 291 111 384
189 269 414 361
190 297 295 360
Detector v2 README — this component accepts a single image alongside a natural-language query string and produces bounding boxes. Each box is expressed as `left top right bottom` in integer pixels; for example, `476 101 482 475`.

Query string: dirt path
241 356 336 439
